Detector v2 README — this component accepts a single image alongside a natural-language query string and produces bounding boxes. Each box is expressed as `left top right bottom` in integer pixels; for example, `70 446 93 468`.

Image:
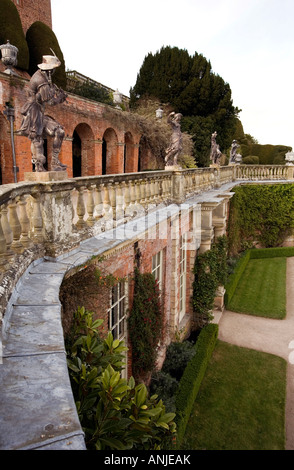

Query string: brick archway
72 123 95 176
102 128 119 175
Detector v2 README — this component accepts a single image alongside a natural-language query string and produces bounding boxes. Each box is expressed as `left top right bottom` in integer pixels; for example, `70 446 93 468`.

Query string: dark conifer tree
130 46 240 166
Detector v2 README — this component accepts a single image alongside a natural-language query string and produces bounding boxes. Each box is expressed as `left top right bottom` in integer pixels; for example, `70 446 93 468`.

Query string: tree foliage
0 0 29 70
26 21 66 88
69 80 114 106
130 46 240 166
66 306 176 450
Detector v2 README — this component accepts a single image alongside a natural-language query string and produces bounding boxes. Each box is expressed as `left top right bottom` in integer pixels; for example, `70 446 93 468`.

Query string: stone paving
218 256 294 450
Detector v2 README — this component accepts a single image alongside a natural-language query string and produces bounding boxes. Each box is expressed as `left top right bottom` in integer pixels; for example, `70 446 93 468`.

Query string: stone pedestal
24 171 69 182
165 165 182 171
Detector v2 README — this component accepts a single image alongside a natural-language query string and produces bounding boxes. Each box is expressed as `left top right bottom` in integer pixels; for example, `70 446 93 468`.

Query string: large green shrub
26 21 66 88
0 0 29 70
228 184 294 255
242 155 259 165
66 306 176 450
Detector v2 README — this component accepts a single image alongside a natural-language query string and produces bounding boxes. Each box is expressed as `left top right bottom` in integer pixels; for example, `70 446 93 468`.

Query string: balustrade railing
0 164 293 317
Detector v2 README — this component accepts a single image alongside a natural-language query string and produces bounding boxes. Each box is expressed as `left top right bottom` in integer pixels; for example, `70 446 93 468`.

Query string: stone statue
165 112 183 167
17 52 67 172
210 131 221 165
229 139 239 164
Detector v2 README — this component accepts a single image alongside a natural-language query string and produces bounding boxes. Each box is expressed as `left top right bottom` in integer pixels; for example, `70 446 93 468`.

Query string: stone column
199 202 218 253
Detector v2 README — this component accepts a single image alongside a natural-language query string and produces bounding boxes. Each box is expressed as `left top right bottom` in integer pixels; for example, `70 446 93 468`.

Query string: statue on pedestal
165 112 183 168
229 139 239 164
17 52 67 172
210 131 221 165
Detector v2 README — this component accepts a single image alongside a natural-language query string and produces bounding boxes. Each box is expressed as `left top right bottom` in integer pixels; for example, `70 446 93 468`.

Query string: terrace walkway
0 165 293 450
218 256 294 450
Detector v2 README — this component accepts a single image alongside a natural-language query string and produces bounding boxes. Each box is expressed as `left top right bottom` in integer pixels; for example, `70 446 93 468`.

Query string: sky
51 0 294 151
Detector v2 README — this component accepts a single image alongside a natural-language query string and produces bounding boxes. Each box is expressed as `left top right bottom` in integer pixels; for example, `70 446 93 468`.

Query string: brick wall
59 208 197 379
11 0 52 33
0 72 142 183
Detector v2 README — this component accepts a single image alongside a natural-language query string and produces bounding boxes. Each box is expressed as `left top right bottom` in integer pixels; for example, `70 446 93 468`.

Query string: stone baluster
140 179 146 206
109 182 117 220
103 184 111 216
135 180 141 206
116 182 124 220
0 207 7 270
123 181 131 215
1 203 14 257
150 178 155 202
130 181 136 207
8 199 23 253
145 178 151 205
18 195 32 248
76 186 86 228
95 184 103 219
86 185 95 226
31 194 43 242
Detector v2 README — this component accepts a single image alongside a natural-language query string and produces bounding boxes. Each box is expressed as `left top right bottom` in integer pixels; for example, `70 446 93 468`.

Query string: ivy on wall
227 184 294 255
192 236 228 326
128 269 163 381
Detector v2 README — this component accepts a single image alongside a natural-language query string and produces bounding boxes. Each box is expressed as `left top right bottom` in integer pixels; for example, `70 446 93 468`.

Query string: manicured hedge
0 0 29 70
26 21 66 88
174 323 218 446
224 247 294 305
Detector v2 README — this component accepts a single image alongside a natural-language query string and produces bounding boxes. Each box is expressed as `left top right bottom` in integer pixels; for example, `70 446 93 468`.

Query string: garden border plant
174 323 219 446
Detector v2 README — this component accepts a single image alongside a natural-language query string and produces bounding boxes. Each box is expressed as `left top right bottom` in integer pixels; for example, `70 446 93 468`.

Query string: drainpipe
4 104 18 183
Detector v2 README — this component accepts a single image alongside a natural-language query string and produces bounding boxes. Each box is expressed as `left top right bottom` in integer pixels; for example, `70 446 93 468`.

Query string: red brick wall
0 73 142 183
11 0 52 33
59 210 196 379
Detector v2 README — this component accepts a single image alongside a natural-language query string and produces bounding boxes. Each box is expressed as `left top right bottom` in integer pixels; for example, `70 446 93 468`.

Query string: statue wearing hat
17 52 67 172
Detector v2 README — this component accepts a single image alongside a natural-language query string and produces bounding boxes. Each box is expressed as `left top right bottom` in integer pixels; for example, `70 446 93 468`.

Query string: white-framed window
108 280 128 377
179 234 187 321
152 250 163 294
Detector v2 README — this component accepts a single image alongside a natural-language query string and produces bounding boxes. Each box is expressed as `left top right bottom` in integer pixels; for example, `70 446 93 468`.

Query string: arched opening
72 123 95 177
72 130 82 177
102 128 118 174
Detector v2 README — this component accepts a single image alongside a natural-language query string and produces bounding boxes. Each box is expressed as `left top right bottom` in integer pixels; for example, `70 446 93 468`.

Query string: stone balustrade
235 164 292 180
0 164 293 320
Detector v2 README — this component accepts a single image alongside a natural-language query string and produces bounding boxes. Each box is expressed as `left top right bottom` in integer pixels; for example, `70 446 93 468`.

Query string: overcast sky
51 0 294 151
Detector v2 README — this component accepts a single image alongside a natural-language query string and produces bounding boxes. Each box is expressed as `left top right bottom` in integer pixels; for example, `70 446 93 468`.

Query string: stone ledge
24 171 69 182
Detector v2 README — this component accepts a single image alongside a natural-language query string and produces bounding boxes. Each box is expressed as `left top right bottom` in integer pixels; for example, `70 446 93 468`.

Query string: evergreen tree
26 21 66 88
0 0 29 70
130 46 240 166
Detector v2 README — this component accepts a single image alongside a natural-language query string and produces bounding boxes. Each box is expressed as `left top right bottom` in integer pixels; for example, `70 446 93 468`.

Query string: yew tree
130 46 240 166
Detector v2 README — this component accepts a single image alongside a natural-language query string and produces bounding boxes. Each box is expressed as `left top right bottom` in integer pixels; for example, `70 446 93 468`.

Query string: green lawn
180 341 286 450
227 257 287 318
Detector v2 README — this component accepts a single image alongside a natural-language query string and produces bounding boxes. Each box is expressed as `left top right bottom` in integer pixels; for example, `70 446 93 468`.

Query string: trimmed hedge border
174 323 219 446
224 246 294 306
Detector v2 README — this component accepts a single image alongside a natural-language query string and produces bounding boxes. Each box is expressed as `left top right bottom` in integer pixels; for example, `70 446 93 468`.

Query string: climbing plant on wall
128 269 163 381
192 236 228 326
227 184 294 255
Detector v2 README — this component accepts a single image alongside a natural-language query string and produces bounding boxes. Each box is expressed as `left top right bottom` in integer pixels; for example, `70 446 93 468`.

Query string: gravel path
218 256 294 450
